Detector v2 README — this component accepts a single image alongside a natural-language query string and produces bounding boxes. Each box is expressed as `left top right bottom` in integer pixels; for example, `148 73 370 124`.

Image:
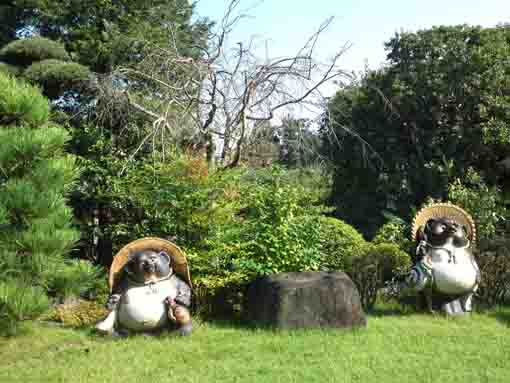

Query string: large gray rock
243 271 367 329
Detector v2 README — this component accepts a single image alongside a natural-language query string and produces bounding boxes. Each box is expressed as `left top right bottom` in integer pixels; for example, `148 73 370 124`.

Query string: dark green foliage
278 118 322 168
24 59 90 98
447 168 507 241
324 25 510 238
476 253 510 307
475 237 510 307
0 37 69 67
8 0 209 73
346 243 411 311
105 155 220 249
44 260 107 299
0 4 17 48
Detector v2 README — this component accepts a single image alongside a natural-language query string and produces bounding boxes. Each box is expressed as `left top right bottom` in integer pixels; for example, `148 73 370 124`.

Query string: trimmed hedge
0 37 69 67
319 216 368 270
0 62 20 76
346 243 411 311
24 59 91 98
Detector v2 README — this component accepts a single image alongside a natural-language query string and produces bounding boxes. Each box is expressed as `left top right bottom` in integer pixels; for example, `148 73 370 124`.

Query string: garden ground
1 308 509 383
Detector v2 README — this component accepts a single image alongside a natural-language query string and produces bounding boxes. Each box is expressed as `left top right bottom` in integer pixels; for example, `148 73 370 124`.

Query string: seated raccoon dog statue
96 249 192 336
400 203 481 315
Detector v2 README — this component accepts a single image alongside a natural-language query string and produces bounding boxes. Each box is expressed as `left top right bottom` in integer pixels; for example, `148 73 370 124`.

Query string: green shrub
0 72 50 127
476 253 510 307
0 279 50 336
448 168 507 240
319 216 367 270
44 260 106 299
475 237 510 307
24 59 90 98
0 62 20 76
105 154 225 250
0 37 69 67
192 273 249 320
184 166 332 315
207 167 326 277
276 166 332 203
346 243 411 311
372 219 413 254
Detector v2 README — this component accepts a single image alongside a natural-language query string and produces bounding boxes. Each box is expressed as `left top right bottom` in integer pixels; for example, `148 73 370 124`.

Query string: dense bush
0 37 69 67
475 238 510 307
101 154 227 252
44 260 107 300
99 161 415 317
24 59 91 98
346 243 411 311
448 168 507 241
0 62 20 76
372 219 414 258
319 216 367 271
200 167 327 277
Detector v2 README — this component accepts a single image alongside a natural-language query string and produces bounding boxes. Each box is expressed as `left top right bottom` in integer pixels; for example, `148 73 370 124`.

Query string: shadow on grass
367 306 415 317
486 307 510 327
365 299 420 317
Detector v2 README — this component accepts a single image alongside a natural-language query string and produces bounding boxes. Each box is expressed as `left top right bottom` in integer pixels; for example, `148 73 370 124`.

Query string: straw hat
109 237 191 291
411 202 476 244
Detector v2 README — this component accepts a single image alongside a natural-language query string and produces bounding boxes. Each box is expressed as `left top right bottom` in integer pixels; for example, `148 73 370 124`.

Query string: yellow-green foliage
0 278 51 336
192 272 250 319
319 216 368 270
0 71 50 127
372 220 413 253
44 300 108 328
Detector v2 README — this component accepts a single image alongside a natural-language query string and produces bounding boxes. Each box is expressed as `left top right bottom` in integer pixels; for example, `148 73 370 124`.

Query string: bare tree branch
94 0 352 168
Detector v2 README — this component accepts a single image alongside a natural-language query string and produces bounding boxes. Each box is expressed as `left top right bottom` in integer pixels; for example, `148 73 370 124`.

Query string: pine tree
0 36 91 100
0 71 81 332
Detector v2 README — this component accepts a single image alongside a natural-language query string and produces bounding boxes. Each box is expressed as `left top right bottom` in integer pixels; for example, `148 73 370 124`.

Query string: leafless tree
103 0 351 168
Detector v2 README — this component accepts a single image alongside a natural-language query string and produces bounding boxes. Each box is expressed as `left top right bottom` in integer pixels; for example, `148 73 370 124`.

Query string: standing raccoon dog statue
96 238 193 336
399 203 481 315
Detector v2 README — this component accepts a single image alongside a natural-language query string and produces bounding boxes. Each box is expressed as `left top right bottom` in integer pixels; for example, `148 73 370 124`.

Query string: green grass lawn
1 309 509 383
